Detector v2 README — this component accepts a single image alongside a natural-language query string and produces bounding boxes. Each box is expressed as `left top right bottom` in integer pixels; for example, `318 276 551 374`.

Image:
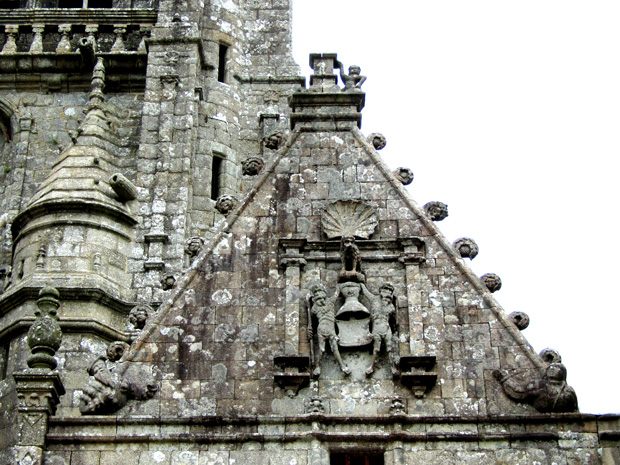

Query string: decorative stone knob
480 273 501 293
539 348 562 365
509 311 530 330
393 167 414 185
27 287 62 370
367 133 386 150
423 201 448 221
453 237 479 260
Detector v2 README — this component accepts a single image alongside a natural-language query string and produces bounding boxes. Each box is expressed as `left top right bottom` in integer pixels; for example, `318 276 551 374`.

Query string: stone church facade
0 0 618 464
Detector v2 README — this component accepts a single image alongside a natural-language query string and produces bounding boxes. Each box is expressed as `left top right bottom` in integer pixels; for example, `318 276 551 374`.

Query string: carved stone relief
481 273 502 293
393 167 413 185
215 195 237 215
263 132 286 150
321 200 378 239
79 341 159 415
367 133 386 150
184 236 205 257
453 237 479 260
241 156 264 176
423 201 448 221
509 311 530 330
494 353 578 413
127 304 153 342
27 287 62 370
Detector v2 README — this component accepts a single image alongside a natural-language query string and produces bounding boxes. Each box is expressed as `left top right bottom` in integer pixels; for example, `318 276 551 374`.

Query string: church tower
0 1 618 464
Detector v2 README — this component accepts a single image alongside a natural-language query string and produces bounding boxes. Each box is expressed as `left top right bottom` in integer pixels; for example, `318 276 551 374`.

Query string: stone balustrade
0 22 151 54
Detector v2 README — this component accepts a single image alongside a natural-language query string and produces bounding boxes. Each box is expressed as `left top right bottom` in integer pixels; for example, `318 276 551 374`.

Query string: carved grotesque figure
339 235 364 282
184 236 205 257
509 311 530 330
453 237 479 260
494 362 578 413
263 132 286 150
481 273 502 293
128 304 151 341
306 396 325 414
161 273 176 290
80 341 159 415
215 194 236 215
336 61 366 91
361 283 399 376
539 348 562 365
393 167 414 185
367 133 387 150
307 282 351 377
390 396 406 415
241 156 264 176
423 201 448 221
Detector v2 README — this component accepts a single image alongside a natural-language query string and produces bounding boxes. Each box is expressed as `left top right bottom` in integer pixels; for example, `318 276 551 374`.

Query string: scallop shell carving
321 200 378 239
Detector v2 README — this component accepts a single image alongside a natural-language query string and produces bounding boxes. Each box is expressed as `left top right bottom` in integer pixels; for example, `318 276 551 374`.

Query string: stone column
399 238 426 354
279 239 307 355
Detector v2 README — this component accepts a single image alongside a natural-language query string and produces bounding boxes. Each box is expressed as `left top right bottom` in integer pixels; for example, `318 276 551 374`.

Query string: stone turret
9 58 137 330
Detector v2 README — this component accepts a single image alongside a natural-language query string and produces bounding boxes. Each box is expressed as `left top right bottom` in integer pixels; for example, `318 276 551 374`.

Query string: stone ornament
321 200 378 239
161 273 176 290
184 236 205 257
481 273 502 293
362 282 399 376
453 237 479 260
263 132 286 150
367 133 386 150
27 287 62 370
335 60 366 91
79 341 159 415
307 281 351 376
540 348 562 365
390 396 406 415
393 167 414 185
306 396 325 414
128 304 152 341
339 236 365 283
423 201 448 221
241 156 264 176
215 195 237 215
509 311 530 330
494 363 578 413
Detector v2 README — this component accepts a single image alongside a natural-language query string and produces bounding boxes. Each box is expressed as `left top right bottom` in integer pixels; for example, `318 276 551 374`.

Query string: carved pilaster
398 238 426 354
279 239 307 355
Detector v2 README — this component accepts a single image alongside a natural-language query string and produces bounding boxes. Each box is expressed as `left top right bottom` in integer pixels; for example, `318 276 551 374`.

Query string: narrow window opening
331 453 384 465
218 43 228 83
0 344 8 380
211 154 224 200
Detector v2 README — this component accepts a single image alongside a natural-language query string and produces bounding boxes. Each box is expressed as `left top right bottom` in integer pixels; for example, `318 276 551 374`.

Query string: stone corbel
399 355 437 398
273 355 311 397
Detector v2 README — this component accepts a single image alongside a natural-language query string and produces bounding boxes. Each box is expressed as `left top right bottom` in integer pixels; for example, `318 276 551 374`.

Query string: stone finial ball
367 133 386 150
539 348 562 365
453 237 479 260
393 167 414 185
509 311 530 330
481 273 502 292
423 201 448 221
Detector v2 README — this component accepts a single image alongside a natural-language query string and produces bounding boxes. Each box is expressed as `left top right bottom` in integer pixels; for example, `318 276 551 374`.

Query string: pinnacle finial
89 57 105 107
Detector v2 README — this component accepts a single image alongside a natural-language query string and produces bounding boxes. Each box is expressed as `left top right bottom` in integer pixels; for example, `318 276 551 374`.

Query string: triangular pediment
122 119 570 418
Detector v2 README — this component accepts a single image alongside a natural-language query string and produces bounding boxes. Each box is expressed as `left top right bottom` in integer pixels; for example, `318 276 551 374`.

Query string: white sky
292 0 620 414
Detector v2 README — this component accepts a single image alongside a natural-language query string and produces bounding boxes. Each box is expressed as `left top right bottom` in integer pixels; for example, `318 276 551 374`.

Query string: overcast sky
292 0 620 414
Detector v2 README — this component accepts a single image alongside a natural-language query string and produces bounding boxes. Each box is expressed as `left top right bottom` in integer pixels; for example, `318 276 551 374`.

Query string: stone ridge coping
123 130 302 366
348 127 546 372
